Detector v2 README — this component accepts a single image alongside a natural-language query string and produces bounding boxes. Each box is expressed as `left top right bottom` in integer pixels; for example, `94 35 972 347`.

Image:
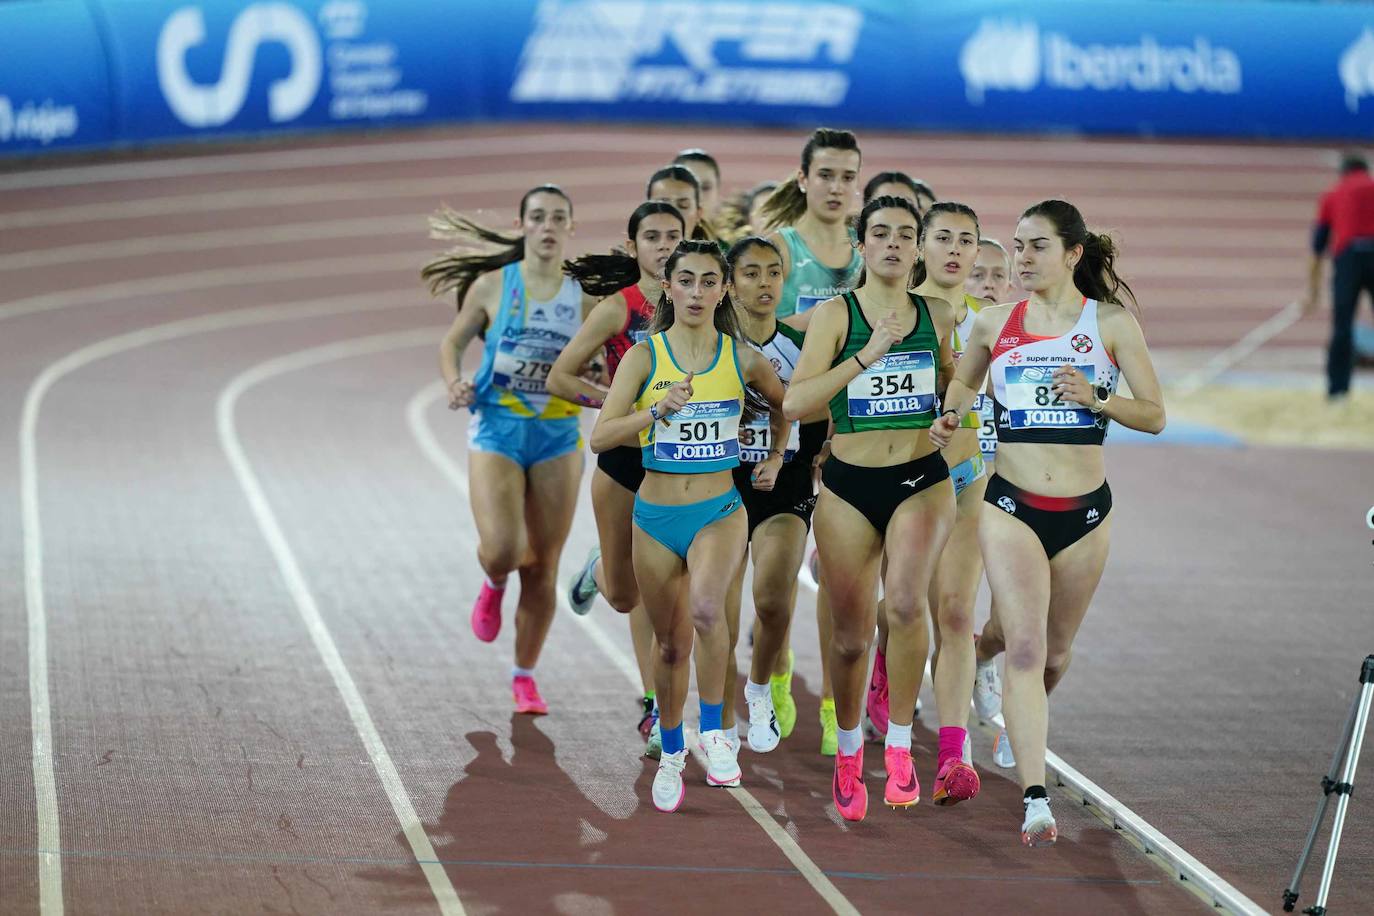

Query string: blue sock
699 701 723 733
662 724 685 756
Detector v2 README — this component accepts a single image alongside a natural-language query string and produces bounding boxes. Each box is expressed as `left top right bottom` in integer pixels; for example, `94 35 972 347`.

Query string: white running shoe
962 732 973 766
652 750 688 812
698 729 742 787
567 547 601 616
972 658 1003 720
746 693 780 753
993 728 1016 769
644 719 662 760
1021 796 1058 847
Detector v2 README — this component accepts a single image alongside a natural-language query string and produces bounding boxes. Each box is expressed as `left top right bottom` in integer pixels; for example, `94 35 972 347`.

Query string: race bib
654 399 742 465
1002 364 1095 429
491 334 560 405
796 294 827 314
846 350 936 419
739 416 800 464
976 394 998 457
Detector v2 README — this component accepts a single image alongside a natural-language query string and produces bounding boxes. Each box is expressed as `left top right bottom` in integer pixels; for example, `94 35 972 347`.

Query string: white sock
744 679 770 701
512 665 534 679
486 575 506 591
837 725 863 756
725 724 738 743
886 721 913 751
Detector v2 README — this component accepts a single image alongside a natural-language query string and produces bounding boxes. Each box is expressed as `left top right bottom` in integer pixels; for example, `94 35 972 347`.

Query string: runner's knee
1006 635 1047 673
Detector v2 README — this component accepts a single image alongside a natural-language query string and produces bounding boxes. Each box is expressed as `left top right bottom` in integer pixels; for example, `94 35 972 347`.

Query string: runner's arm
548 293 625 407
782 297 851 420
589 343 658 452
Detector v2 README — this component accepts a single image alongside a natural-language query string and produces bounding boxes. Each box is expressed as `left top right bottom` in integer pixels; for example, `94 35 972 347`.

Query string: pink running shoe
512 676 548 715
470 582 504 642
832 746 868 822
883 747 920 809
932 758 981 806
866 648 890 737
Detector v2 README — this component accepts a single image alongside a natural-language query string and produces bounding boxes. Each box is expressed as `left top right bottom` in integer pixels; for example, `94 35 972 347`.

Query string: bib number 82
1033 385 1064 407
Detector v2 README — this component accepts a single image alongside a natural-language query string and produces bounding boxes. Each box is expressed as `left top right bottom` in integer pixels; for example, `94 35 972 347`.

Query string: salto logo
960 18 1243 105
1339 28 1374 112
510 1 862 106
157 4 322 128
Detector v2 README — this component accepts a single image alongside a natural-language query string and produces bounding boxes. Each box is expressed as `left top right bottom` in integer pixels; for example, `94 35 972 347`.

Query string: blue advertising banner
2 0 1373 157
0 0 114 153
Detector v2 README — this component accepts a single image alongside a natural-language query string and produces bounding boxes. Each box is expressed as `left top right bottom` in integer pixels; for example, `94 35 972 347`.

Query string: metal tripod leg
1283 655 1374 915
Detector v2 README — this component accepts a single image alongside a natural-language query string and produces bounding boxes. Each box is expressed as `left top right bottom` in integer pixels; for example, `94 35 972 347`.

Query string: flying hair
563 202 685 298
759 127 861 230
420 184 572 310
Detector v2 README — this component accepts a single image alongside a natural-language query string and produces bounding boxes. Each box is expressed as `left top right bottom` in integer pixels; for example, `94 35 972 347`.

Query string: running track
1 124 1370 915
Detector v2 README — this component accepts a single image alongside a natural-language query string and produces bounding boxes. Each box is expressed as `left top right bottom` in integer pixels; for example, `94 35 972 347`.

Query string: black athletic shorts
596 444 645 493
983 474 1112 559
733 459 817 538
820 450 950 535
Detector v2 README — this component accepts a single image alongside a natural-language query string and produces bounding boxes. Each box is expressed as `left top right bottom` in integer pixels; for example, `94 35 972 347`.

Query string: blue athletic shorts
949 453 987 499
633 489 741 560
468 410 582 470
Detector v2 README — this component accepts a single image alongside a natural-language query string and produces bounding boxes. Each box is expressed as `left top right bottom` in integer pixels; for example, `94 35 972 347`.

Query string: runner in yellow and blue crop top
591 240 787 814
425 185 597 718
551 202 686 758
931 199 1165 848
784 196 958 823
717 236 830 757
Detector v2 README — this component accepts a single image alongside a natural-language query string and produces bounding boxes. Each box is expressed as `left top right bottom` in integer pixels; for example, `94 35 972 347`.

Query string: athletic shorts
468 411 581 470
983 474 1112 559
949 453 988 499
633 489 742 560
821 450 950 535
732 459 817 538
596 444 646 493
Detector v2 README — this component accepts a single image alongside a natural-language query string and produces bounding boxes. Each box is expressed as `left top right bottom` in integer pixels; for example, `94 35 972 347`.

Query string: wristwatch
1089 385 1112 413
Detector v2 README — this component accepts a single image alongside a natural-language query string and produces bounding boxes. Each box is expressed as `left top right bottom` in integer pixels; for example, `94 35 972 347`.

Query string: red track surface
1 124 1370 915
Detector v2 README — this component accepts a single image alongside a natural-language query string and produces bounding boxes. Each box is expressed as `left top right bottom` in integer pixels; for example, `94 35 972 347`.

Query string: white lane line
219 330 464 916
1172 301 1305 397
0 130 1328 192
793 569 1264 914
404 380 860 916
0 200 627 273
0 164 662 230
19 289 418 915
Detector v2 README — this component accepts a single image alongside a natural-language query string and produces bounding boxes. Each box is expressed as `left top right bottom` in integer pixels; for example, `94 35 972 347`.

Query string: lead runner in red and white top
930 199 1166 849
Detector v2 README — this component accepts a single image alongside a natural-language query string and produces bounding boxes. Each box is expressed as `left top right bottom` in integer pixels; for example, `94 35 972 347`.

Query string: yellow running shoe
819 696 838 756
769 650 797 739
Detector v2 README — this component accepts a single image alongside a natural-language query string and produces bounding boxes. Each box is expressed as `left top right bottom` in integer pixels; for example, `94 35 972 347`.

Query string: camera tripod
1282 654 1374 915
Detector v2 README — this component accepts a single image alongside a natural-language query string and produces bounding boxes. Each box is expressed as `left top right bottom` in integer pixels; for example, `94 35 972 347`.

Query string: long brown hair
759 128 860 230
420 184 572 310
1020 199 1138 310
562 202 685 298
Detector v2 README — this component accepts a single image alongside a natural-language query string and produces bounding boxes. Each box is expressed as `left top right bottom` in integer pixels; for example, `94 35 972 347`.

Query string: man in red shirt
1303 151 1374 399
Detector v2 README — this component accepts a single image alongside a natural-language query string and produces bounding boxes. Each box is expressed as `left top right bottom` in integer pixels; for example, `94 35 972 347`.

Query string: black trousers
1329 243 1374 395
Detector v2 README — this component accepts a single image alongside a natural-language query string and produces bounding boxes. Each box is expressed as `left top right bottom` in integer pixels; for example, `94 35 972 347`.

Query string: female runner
966 237 1015 733
549 202 687 755
760 127 865 752
719 236 828 753
648 165 711 241
425 184 596 715
931 199 1165 846
863 203 989 807
785 196 957 821
591 240 786 812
